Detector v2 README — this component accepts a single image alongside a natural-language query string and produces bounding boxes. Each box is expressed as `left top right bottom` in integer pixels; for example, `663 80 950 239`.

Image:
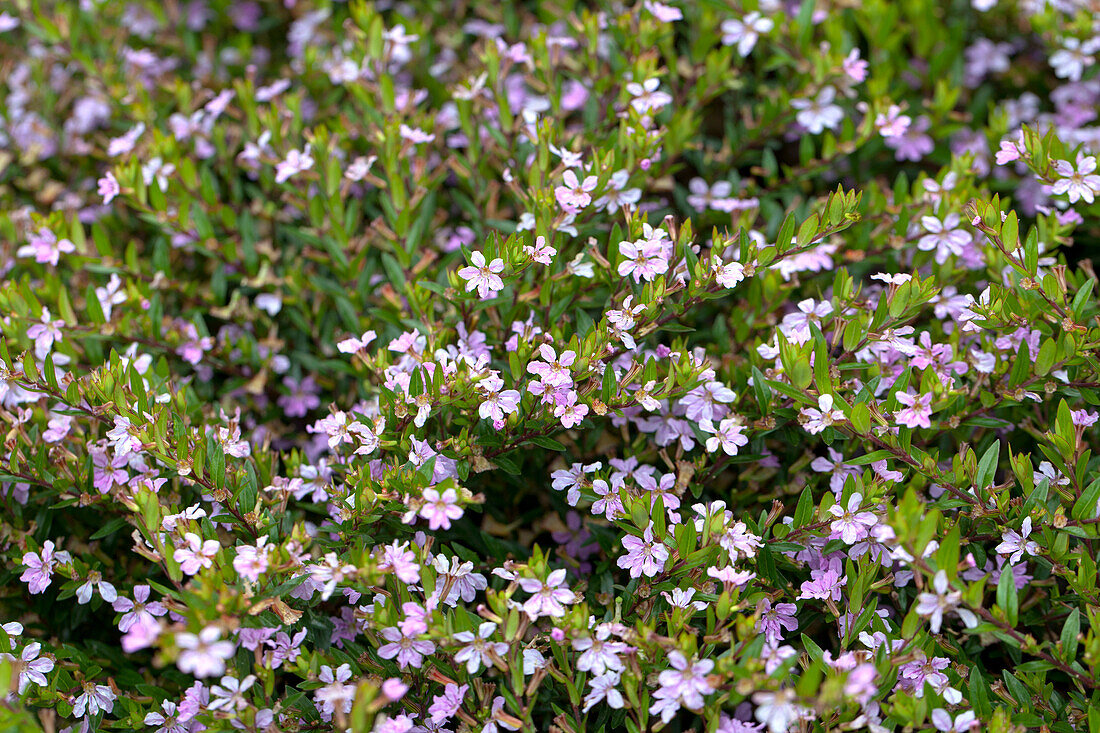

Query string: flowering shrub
6 0 1100 731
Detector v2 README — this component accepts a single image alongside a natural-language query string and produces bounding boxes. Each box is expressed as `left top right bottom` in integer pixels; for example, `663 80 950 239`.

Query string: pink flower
478 374 522 423
756 600 798 644
314 665 354 721
378 541 420 584
800 394 845 434
875 105 911 138
650 651 715 723
523 235 556 265
554 170 597 211
527 344 576 387
177 627 236 678
554 392 589 428
915 570 978 633
584 671 625 712
995 517 1039 564
278 377 321 418
644 0 681 21
453 622 508 674
98 171 120 204
121 615 161 653
995 138 1021 166
720 12 773 56
1073 409 1099 427
337 330 378 354
517 569 576 619
420 488 463 530
75 570 117 604
791 86 843 134
894 391 933 429
917 214 970 264
626 78 672 114
932 709 977 733
275 146 314 183
843 49 868 83
617 525 668 578
73 681 116 718
457 251 505 299
4 642 54 694
26 307 64 355
17 227 75 266
797 568 846 602
811 448 858 493
232 539 270 583
780 298 833 345
618 238 669 283
173 532 220 575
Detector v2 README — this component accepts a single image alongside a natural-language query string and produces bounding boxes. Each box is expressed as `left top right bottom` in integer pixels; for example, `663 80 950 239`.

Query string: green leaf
968 666 992 719
1035 337 1057 376
793 487 814 527
850 402 870 435
602 365 617 404
528 435 566 451
751 366 771 414
976 440 1000 492
776 212 797 251
997 562 1018 627
1060 609 1080 663
1072 476 1100 521
90 517 129 540
1073 278 1095 322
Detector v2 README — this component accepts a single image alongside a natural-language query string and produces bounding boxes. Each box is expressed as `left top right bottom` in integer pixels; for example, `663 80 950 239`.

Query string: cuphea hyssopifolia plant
7 0 1100 732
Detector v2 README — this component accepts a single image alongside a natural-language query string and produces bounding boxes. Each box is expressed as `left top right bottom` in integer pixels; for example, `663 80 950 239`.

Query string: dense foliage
5 0 1100 731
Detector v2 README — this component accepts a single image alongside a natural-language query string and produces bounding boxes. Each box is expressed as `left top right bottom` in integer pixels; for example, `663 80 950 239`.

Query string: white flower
720 12 773 56
915 570 978 633
791 86 843 134
1051 152 1100 205
753 689 806 733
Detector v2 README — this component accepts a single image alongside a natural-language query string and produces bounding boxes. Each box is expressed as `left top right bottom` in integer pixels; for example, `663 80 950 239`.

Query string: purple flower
797 568 846 602
314 665 354 721
428 683 467 724
377 625 435 669
617 525 669 578
995 517 1039 564
828 493 879 544
453 622 508 674
649 651 715 722
756 600 799 644
21 540 69 594
0 642 54 693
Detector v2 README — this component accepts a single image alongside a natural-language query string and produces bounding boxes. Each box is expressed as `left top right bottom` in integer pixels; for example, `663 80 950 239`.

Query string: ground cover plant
4 0 1100 730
